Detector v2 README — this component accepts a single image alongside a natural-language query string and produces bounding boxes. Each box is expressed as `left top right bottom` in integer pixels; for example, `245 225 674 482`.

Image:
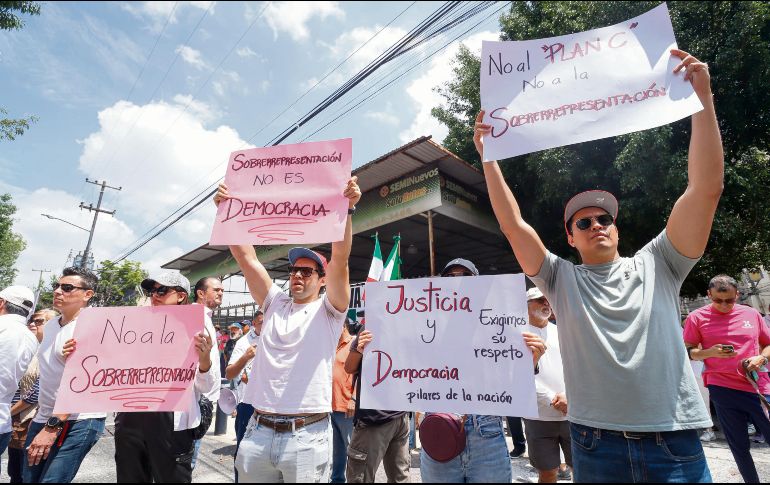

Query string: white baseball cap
0 285 35 313
526 287 545 301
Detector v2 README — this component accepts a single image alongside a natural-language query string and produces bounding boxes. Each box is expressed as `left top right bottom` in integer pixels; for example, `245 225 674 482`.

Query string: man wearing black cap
474 49 722 482
214 177 361 483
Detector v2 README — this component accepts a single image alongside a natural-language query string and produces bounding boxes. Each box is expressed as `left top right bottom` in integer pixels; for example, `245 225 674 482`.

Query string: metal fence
212 302 260 329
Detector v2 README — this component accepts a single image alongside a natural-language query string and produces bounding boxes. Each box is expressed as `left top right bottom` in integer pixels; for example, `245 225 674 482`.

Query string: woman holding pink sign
111 272 220 483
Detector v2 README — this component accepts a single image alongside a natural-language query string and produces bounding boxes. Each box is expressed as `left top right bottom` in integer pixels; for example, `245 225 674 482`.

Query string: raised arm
325 177 361 313
475 111 547 276
214 184 272 306
666 50 724 258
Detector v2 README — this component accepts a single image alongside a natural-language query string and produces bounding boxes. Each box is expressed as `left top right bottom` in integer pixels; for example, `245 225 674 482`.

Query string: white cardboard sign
360 274 538 417
480 3 703 160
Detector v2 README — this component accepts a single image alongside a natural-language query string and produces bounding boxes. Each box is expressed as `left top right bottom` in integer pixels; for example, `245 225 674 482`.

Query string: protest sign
209 138 352 245
54 305 205 414
480 3 703 161
360 274 538 417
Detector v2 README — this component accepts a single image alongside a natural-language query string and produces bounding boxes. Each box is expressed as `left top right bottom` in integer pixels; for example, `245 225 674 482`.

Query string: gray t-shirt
529 230 712 432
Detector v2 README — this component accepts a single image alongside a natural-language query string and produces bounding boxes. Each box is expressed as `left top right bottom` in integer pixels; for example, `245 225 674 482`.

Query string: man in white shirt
521 287 571 483
226 310 263 448
24 267 106 483
0 285 39 456
214 176 360 483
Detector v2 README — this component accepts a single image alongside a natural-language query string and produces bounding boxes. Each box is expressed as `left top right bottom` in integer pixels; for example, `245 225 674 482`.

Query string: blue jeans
708 385 770 483
191 439 202 470
330 411 354 483
23 418 105 483
570 423 712 483
0 431 10 456
235 402 255 447
420 415 512 483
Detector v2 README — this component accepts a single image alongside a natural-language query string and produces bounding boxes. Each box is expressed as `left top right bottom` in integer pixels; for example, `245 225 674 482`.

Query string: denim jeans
708 385 770 483
235 402 255 447
420 415 512 483
23 418 106 483
235 414 332 483
191 439 202 470
330 411 354 483
570 423 712 483
0 431 10 456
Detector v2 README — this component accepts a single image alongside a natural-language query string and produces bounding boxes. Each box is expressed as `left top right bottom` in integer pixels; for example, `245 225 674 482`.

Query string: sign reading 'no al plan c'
480 3 703 161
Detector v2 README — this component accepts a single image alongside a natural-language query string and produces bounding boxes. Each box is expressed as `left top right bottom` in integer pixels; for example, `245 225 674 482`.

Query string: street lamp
40 213 90 232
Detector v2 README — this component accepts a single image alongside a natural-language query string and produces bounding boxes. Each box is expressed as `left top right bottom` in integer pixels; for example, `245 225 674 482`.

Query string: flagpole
428 211 435 276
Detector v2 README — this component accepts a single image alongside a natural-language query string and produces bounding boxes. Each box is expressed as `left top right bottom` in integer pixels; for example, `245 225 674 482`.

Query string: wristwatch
45 417 64 430
348 206 356 215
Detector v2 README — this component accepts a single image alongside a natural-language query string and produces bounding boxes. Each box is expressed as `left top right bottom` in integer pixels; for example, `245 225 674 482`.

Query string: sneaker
748 423 757 435
700 429 716 442
509 446 526 458
752 433 764 443
557 468 572 481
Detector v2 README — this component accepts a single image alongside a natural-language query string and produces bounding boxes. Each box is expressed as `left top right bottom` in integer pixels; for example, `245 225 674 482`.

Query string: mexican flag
382 235 401 281
366 234 384 282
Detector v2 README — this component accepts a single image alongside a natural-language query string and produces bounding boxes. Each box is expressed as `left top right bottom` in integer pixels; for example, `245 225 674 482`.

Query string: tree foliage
1 1 40 141
432 1 770 296
0 193 26 288
93 260 148 307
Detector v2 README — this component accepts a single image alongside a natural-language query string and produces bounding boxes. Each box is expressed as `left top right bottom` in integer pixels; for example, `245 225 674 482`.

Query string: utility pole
31 269 51 292
79 179 121 269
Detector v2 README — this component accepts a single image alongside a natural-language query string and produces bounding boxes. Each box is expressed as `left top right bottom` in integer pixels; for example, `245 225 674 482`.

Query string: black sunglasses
53 283 89 293
28 318 47 326
145 285 182 297
288 266 321 278
574 214 615 231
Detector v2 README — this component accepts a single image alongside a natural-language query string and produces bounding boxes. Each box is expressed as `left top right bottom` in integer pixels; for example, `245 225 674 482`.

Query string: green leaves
432 1 770 295
0 193 26 288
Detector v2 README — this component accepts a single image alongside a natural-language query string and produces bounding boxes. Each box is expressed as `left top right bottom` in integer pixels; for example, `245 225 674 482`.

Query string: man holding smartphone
684 274 770 484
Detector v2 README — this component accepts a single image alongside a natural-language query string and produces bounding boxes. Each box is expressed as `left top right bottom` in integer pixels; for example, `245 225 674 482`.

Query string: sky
0 1 504 304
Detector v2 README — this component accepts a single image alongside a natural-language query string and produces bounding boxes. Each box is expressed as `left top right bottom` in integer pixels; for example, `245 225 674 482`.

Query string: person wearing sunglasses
419 259 546 484
110 272 218 483
24 267 106 483
474 48 722 483
214 176 360 483
683 275 770 483
0 285 39 463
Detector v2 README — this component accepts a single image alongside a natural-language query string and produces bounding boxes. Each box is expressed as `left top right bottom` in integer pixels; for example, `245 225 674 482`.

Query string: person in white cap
474 48 722 482
520 287 571 484
110 271 219 483
0 285 39 456
214 176 361 483
24 267 105 483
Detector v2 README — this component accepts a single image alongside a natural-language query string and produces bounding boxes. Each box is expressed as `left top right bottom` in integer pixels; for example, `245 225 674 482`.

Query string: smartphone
721 345 734 353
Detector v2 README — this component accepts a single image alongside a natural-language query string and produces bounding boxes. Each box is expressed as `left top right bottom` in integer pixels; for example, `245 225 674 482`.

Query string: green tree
433 1 770 296
94 260 148 307
1 1 40 141
0 193 26 287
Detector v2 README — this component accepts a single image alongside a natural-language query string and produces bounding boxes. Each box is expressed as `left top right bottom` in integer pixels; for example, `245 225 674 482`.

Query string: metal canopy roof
161 136 519 280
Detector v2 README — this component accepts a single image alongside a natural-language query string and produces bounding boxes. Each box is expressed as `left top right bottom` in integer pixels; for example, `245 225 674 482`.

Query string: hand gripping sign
210 138 352 245
54 305 205 414
360 274 538 417
480 3 703 161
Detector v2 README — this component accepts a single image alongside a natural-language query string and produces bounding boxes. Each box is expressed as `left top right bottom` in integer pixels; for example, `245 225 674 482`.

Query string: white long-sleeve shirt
528 322 568 422
0 314 39 433
173 306 220 431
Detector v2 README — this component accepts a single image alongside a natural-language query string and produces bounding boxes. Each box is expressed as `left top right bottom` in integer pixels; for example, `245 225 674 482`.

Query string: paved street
1 416 769 483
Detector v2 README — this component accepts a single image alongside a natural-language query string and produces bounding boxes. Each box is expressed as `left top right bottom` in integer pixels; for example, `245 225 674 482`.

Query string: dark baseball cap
288 247 328 273
441 258 479 276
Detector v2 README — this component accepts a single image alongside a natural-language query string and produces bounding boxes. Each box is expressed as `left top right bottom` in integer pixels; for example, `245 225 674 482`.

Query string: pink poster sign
209 138 353 245
54 305 205 414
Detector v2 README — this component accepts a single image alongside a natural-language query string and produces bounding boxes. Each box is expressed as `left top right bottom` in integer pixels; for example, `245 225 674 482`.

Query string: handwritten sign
360 274 538 416
210 138 352 245
54 305 204 414
480 3 703 161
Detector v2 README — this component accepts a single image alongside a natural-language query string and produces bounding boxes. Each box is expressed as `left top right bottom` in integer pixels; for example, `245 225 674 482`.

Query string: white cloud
365 110 399 127
1 182 136 289
175 45 209 70
123 1 216 32
399 31 499 143
264 2 344 42
236 46 261 59
72 96 251 273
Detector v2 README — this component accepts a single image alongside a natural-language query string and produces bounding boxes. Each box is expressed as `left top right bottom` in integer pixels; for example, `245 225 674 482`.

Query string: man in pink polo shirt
684 274 770 484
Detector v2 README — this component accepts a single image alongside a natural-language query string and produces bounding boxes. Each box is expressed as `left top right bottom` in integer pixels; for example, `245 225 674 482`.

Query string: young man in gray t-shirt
474 49 722 482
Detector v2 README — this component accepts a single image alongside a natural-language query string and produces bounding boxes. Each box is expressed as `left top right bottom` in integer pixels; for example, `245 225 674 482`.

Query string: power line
114 1 501 263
